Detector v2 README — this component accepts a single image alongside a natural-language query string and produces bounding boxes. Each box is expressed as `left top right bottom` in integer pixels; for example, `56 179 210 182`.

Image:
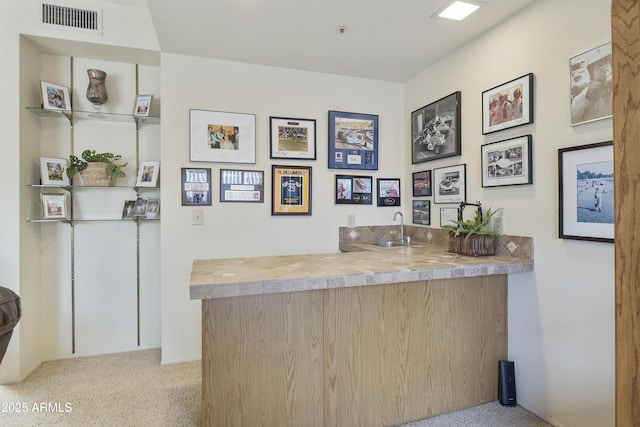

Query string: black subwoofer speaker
499 360 517 406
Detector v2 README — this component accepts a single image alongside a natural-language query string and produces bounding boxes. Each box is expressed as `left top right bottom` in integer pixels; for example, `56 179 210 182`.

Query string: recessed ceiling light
437 1 480 21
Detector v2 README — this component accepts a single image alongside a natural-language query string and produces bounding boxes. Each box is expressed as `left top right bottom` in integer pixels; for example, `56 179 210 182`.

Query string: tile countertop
190 226 533 300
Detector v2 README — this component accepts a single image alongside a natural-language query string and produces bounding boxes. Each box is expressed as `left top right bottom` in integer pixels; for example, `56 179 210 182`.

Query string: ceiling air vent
40 1 102 34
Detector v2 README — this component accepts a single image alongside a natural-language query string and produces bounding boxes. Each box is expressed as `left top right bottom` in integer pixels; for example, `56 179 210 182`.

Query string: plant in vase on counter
442 202 502 256
66 149 127 186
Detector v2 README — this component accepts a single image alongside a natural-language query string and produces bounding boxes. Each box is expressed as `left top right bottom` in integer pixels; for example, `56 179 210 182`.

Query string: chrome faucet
393 211 404 244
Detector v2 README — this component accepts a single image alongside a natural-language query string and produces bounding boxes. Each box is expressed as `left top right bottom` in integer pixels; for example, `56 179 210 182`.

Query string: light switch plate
192 209 204 225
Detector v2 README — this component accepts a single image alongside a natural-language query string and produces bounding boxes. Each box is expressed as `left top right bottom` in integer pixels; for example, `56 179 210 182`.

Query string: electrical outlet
192 209 204 225
493 216 503 234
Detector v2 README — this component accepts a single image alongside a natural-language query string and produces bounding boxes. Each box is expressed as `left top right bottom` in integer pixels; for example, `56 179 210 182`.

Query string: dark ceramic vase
86 69 108 111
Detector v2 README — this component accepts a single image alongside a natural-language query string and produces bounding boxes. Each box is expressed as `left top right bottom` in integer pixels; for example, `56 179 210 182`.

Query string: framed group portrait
189 109 256 164
328 111 378 170
335 175 373 205
272 165 312 215
270 116 316 160
482 73 534 134
411 92 461 164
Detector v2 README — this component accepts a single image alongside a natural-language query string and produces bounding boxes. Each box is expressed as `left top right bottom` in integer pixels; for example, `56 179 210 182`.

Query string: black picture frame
219 169 264 202
328 110 378 170
269 116 317 160
335 175 373 205
558 141 613 243
481 135 533 187
433 164 466 204
482 73 534 134
271 165 312 215
412 200 430 225
376 178 400 207
411 91 461 164
412 170 432 197
181 167 212 206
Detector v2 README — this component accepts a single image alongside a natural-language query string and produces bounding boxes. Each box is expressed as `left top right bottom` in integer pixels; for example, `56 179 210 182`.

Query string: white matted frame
40 157 69 186
135 161 160 187
41 193 67 219
134 94 153 117
41 81 71 111
570 42 612 126
481 135 533 187
482 73 534 135
434 164 466 204
440 207 458 228
190 109 256 164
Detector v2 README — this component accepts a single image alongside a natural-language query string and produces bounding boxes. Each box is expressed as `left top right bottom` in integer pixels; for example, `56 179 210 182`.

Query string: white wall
405 0 614 426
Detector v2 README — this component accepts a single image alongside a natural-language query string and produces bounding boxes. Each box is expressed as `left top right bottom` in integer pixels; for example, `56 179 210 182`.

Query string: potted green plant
442 205 502 256
66 149 127 186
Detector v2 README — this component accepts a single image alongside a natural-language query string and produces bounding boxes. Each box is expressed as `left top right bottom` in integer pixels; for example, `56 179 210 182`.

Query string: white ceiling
137 0 536 82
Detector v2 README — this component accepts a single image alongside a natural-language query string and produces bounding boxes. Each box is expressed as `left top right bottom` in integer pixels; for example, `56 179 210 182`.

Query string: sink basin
368 241 407 248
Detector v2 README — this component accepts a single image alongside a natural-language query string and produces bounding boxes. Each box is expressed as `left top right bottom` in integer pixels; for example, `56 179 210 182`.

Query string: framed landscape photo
411 91 461 164
189 109 256 164
135 161 160 187
433 164 466 204
412 170 432 197
41 193 67 220
481 135 533 187
482 73 534 134
181 167 212 206
570 42 612 126
335 175 373 205
220 169 264 202
558 141 613 243
412 200 430 225
376 178 400 207
134 94 153 117
40 157 69 186
272 165 312 215
40 81 71 111
328 110 378 170
270 116 316 160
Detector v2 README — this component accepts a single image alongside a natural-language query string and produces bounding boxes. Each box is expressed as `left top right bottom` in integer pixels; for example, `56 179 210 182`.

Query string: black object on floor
499 360 517 406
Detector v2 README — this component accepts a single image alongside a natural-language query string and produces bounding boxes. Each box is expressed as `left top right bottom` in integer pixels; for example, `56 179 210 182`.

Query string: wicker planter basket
448 232 495 257
78 162 114 186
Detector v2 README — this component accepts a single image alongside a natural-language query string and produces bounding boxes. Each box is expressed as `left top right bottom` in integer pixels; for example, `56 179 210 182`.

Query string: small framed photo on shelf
134 94 153 117
40 81 71 111
335 175 373 205
412 200 430 225
412 170 432 197
219 169 264 202
376 178 400 207
122 200 136 219
558 141 613 243
440 207 458 228
482 73 534 134
481 135 533 187
145 199 160 219
40 157 69 186
270 116 317 160
570 43 612 126
433 164 466 204
411 91 461 164
41 193 67 220
133 197 149 217
135 161 160 187
328 110 378 170
181 167 212 206
272 165 312 215
189 109 256 164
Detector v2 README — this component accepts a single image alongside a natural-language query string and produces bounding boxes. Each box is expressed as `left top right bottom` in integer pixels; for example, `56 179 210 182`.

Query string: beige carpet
0 349 552 426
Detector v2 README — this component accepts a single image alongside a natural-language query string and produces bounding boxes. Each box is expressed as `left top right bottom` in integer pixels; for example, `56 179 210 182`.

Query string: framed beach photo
481 135 533 187
272 165 312 215
412 170 432 197
328 110 378 170
570 43 612 126
134 94 153 117
376 178 400 207
411 92 461 164
135 161 160 187
412 200 430 225
558 141 613 243
219 169 264 202
335 175 373 205
270 116 316 160
482 73 534 134
434 164 466 204
41 81 71 111
181 167 212 206
40 157 69 186
189 109 256 164
41 193 67 220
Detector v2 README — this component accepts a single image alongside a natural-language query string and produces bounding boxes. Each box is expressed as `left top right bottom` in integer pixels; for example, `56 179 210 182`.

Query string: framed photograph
181 167 212 206
481 135 533 187
558 141 613 243
41 193 67 220
376 178 400 207
220 169 264 202
134 94 153 117
412 200 430 225
145 199 160 219
133 197 149 217
482 73 534 134
272 165 312 215
412 170 432 197
135 161 160 187
40 81 71 111
189 109 256 164
328 110 378 170
40 157 69 186
122 200 136 219
440 207 458 228
434 164 466 204
411 91 461 164
270 116 316 160
570 43 612 126
335 175 373 205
